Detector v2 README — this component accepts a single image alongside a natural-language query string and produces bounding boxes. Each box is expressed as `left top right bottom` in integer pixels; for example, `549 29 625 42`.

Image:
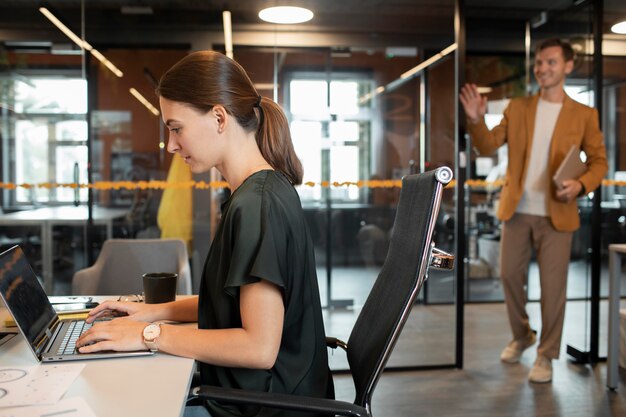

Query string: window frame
283 70 376 204
2 71 88 207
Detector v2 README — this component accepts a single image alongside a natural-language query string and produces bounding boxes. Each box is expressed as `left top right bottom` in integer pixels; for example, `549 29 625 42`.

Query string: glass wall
462 0 626 359
4 0 623 371
238 45 459 369
462 4 616 299
531 3 598 358
463 51 525 302
0 1 459 371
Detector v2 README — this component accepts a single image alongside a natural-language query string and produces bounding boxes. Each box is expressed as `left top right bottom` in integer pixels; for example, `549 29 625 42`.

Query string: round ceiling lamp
611 21 626 34
258 6 314 24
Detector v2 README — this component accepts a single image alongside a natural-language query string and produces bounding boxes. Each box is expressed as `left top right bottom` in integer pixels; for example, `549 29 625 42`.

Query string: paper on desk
0 397 97 417
0 364 85 408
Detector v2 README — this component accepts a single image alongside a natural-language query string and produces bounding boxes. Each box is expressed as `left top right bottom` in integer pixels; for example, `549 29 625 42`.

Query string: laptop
0 245 153 362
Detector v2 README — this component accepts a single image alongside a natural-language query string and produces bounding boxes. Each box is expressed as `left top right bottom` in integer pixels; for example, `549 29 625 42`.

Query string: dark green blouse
198 170 333 417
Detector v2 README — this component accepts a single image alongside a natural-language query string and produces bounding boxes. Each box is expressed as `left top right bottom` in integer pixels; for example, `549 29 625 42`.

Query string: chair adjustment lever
429 245 455 270
325 337 348 351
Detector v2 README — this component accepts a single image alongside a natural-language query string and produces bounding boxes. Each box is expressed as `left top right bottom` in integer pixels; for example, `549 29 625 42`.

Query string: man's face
533 46 574 91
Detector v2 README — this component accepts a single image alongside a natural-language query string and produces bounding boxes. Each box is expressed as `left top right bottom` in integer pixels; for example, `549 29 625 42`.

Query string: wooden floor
329 302 626 417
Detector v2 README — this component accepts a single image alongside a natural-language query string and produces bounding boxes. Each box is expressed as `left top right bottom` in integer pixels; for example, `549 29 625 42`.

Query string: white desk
0 207 127 293
608 244 626 390
0 297 196 417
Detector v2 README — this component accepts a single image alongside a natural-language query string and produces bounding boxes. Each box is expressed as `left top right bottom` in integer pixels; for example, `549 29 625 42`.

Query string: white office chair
72 238 192 296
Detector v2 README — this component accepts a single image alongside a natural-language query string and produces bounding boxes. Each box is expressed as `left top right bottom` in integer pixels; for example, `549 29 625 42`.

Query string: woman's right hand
459 83 488 123
85 300 161 324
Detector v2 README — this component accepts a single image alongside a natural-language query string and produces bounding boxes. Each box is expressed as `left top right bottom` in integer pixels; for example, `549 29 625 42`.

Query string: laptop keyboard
57 320 92 355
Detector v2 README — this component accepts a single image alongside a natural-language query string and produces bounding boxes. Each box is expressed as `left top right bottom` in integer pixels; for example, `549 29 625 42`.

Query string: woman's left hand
76 318 149 353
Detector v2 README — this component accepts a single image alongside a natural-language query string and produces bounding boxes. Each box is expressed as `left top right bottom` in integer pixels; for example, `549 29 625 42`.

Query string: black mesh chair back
347 167 452 409
192 167 454 417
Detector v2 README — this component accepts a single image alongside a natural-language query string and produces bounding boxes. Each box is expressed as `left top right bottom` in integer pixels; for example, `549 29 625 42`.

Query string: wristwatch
143 323 161 352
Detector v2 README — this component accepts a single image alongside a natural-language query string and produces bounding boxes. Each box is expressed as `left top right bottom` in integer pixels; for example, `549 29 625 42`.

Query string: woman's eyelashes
170 127 181 134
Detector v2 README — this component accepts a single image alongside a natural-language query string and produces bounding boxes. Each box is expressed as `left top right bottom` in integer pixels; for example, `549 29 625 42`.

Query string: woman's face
160 97 223 173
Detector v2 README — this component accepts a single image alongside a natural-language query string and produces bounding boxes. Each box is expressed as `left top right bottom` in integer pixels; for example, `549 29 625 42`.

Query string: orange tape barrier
0 179 624 190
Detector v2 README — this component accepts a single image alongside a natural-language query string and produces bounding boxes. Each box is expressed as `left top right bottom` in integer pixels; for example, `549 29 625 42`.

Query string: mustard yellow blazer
467 94 608 232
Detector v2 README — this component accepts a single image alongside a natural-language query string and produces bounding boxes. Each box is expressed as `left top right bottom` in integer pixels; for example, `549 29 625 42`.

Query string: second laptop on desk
0 245 153 363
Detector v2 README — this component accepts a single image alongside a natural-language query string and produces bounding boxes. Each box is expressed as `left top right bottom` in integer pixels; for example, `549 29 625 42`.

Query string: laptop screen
0 246 57 347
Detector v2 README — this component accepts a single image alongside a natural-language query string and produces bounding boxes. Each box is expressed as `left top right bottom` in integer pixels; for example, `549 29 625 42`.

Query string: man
460 38 607 383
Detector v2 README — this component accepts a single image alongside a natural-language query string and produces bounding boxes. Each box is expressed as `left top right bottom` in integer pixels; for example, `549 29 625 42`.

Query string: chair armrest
325 336 348 351
191 385 367 417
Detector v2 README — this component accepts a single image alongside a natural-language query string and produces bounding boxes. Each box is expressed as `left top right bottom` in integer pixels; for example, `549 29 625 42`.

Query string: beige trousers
500 213 573 359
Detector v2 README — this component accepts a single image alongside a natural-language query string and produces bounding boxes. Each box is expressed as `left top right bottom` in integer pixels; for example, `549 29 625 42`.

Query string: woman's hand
459 83 488 124
77 318 149 353
85 300 160 324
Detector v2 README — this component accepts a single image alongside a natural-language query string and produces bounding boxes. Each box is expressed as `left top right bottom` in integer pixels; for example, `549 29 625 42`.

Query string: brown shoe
528 355 552 383
500 331 537 364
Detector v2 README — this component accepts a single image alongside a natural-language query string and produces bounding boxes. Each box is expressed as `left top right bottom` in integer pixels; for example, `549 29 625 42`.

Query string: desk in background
0 207 127 293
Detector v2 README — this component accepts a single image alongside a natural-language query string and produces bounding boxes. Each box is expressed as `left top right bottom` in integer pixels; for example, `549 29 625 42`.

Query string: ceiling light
90 49 124 78
400 43 457 80
39 7 92 50
611 21 626 34
223 11 233 59
258 6 313 24
39 7 124 78
129 88 160 116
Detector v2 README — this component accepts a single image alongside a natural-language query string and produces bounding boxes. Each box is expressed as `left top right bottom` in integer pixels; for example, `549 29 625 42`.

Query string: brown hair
156 50 303 185
536 38 575 62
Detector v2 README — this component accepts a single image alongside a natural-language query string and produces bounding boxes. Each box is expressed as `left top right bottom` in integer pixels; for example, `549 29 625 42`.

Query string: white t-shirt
516 99 563 216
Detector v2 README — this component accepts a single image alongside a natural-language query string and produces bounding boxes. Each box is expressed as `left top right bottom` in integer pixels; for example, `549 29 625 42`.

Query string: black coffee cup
142 272 178 304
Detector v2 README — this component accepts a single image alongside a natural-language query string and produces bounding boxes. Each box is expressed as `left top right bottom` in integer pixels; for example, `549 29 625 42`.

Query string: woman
77 51 334 417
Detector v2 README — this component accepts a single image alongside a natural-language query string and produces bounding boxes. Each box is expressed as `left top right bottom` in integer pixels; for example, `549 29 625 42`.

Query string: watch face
143 324 160 340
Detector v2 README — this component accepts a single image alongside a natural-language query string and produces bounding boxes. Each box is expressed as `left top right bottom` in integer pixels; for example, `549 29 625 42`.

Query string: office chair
190 167 455 417
72 238 192 296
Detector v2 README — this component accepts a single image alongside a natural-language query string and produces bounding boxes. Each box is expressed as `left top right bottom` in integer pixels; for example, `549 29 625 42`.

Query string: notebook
0 245 153 362
553 145 587 190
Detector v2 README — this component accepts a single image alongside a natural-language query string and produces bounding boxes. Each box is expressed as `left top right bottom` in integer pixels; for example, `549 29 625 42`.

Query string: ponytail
256 97 303 185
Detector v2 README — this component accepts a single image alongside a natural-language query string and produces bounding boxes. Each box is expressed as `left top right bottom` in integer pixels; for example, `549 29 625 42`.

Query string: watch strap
143 323 161 352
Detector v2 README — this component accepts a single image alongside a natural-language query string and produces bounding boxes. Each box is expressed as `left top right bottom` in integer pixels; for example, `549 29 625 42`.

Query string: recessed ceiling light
611 21 626 34
258 6 313 24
